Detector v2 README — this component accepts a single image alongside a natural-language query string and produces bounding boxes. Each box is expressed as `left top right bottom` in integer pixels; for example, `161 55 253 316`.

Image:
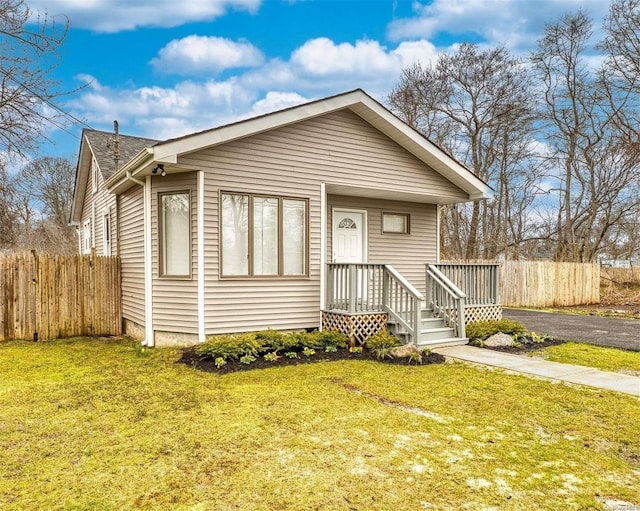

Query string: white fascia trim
152 91 372 161
143 175 154 347
319 183 326 326
353 97 491 199
197 170 205 343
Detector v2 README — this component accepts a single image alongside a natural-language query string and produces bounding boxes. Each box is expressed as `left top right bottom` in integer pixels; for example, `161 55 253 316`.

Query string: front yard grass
0 337 638 511
532 341 640 375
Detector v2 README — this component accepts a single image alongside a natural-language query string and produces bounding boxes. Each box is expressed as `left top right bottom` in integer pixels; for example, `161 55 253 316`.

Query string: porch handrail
382 265 423 344
324 263 423 344
425 264 466 338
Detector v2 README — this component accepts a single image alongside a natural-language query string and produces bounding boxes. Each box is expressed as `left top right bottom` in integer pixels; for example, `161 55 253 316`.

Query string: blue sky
25 0 610 163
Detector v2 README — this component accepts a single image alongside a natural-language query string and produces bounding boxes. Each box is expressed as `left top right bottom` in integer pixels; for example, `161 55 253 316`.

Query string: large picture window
160 191 191 277
221 192 308 277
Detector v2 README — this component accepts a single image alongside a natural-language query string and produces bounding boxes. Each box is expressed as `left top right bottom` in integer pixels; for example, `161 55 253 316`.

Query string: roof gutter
125 170 145 187
105 147 154 191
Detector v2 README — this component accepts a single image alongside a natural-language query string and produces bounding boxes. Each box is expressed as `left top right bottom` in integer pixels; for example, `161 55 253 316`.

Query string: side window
382 212 410 234
82 220 92 254
159 191 191 278
103 212 111 256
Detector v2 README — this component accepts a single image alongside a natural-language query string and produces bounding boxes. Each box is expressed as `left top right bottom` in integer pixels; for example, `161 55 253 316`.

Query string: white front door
332 209 366 263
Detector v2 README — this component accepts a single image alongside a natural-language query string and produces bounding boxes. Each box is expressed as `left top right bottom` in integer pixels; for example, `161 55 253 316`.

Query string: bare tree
13 156 77 252
388 44 540 259
0 161 20 249
532 10 640 262
0 0 70 156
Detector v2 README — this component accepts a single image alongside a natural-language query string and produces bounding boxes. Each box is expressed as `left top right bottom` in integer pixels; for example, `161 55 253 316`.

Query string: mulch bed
474 337 566 355
179 347 446 374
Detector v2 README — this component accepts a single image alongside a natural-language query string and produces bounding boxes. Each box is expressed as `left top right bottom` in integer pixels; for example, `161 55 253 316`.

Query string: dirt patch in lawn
179 347 446 374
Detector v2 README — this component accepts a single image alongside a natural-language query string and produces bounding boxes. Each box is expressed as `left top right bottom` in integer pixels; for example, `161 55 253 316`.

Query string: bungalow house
70 89 497 347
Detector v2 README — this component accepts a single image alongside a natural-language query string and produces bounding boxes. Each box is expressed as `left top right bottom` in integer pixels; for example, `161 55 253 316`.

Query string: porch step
416 337 468 349
387 309 467 348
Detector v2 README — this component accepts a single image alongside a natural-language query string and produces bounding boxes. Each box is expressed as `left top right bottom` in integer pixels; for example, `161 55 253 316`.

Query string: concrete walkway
434 345 640 397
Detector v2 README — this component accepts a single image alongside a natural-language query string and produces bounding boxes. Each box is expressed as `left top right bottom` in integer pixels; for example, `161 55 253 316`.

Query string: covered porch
322 262 501 347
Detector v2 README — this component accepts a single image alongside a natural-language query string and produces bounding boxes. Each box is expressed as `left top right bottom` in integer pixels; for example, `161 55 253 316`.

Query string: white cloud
66 35 440 141
151 36 264 75
68 75 256 140
249 91 309 116
1 151 31 176
387 0 609 55
290 38 436 78
31 0 261 32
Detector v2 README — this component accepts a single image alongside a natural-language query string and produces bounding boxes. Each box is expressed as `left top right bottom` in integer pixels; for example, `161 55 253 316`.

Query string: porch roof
325 182 471 206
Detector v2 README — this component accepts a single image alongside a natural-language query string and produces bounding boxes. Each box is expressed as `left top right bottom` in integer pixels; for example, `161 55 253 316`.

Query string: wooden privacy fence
500 260 600 307
0 252 121 341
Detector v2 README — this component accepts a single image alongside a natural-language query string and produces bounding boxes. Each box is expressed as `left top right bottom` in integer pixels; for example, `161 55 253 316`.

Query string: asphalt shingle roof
84 129 158 180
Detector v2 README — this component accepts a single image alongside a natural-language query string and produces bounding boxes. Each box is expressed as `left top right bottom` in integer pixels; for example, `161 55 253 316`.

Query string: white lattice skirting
465 305 503 324
321 311 388 346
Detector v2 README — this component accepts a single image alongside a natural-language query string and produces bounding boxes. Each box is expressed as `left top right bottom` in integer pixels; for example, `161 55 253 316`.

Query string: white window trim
159 190 192 279
102 210 111 256
82 220 92 255
220 191 309 278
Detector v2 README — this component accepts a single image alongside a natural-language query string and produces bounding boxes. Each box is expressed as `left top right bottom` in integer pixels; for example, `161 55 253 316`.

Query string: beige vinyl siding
119 185 145 326
78 159 117 256
175 109 462 334
328 195 437 294
151 173 198 334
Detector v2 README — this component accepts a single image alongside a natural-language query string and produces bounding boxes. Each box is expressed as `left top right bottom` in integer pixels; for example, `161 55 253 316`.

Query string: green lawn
0 338 638 511
533 342 640 374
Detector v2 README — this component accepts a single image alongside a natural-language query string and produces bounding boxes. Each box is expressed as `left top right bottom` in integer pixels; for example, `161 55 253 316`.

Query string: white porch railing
425 264 467 338
432 262 500 306
325 263 423 344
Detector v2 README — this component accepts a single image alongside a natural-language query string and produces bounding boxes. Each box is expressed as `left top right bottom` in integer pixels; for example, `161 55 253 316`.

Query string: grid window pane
253 197 279 275
161 193 190 276
222 194 249 276
283 199 306 275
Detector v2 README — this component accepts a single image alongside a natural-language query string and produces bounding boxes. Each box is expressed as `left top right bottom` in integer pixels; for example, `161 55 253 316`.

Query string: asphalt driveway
502 308 640 352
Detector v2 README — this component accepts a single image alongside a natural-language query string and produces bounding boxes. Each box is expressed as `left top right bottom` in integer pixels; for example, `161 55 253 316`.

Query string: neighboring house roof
105 89 491 201
69 129 159 224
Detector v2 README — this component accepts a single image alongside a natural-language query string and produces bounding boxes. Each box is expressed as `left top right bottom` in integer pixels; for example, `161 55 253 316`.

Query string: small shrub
263 352 279 362
240 354 256 365
284 351 298 359
314 330 348 350
214 357 226 368
302 347 316 357
514 331 552 346
366 330 401 359
349 346 363 354
466 319 526 343
256 329 300 353
324 345 338 353
408 350 422 364
195 333 264 361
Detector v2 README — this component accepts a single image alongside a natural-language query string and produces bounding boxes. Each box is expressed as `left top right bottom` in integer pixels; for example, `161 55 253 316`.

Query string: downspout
125 170 145 187
124 170 154 347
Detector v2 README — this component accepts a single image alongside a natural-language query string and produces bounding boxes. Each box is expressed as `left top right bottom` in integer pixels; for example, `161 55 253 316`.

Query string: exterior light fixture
152 163 166 176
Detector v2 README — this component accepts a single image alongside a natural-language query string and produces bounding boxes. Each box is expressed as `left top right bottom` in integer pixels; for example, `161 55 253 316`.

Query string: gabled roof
69 129 159 224
84 129 158 181
106 89 491 201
